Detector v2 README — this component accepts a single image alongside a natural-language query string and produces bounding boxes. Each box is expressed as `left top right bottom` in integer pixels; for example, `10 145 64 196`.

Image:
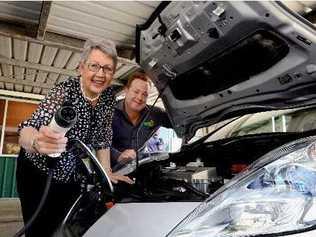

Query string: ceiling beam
0 75 52 89
0 56 78 76
0 88 44 101
37 1 52 40
44 32 85 49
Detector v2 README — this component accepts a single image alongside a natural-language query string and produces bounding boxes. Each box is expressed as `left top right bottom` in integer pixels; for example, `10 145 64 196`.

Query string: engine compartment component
161 164 221 194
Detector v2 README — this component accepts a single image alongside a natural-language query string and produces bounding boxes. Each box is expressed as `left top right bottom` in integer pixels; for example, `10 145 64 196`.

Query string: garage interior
0 1 315 237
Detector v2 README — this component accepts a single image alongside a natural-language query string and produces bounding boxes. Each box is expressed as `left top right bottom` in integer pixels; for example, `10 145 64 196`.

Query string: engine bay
113 129 316 203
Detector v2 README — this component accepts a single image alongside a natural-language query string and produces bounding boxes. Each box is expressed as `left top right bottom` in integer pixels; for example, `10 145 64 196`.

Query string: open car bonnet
136 1 316 140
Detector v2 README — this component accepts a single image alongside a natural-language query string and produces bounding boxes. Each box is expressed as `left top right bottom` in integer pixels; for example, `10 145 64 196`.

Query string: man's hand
117 149 136 163
108 171 134 184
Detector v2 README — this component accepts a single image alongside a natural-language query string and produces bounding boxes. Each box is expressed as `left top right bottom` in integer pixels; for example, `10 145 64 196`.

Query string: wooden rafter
37 1 52 40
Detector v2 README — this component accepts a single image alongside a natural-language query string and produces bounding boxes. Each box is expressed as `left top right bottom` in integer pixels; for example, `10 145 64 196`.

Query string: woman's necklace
80 78 100 102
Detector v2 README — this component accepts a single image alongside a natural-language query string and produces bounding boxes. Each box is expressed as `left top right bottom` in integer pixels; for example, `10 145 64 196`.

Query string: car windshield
200 106 316 143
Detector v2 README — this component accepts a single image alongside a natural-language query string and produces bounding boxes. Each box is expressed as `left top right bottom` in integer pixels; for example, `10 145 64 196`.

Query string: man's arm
110 147 121 163
97 148 134 184
111 147 136 165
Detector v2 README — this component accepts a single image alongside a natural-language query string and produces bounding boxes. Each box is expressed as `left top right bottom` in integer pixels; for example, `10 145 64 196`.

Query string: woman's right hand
32 126 68 155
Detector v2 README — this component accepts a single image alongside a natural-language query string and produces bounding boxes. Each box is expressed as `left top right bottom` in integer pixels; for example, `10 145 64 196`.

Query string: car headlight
167 136 316 237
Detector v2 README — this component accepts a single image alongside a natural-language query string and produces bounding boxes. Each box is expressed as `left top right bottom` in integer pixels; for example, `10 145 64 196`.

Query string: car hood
136 1 316 140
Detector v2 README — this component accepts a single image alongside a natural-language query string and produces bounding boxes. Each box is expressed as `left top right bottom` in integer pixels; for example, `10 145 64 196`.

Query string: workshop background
0 1 315 236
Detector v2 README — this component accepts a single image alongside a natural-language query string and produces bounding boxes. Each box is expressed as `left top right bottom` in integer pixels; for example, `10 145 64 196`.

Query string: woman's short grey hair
80 38 118 69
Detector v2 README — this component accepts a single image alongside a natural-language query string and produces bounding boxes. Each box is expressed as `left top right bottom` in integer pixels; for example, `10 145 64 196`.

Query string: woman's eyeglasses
86 62 114 75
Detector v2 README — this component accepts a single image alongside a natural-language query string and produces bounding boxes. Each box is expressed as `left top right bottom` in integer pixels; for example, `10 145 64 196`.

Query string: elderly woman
16 38 132 237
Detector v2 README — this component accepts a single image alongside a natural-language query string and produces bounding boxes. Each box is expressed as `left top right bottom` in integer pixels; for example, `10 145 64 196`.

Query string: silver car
61 1 316 237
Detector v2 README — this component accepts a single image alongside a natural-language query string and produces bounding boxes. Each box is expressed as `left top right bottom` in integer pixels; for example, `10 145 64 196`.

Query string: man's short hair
80 38 118 70
126 70 151 88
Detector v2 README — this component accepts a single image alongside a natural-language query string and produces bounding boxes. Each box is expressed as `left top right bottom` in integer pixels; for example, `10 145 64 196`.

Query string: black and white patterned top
18 77 116 183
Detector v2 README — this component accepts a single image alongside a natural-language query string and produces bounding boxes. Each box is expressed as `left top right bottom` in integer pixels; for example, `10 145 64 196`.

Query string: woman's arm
19 127 39 153
96 148 111 172
19 126 68 155
18 82 68 155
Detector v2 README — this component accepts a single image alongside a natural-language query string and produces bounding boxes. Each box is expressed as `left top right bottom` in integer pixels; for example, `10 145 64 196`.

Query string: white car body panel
84 202 200 237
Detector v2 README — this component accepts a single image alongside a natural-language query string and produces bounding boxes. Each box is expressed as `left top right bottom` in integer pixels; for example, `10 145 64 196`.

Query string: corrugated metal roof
0 1 161 98
47 1 160 47
0 34 139 95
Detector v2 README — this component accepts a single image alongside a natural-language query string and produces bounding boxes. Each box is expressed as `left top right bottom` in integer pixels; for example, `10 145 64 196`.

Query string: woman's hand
32 126 68 155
